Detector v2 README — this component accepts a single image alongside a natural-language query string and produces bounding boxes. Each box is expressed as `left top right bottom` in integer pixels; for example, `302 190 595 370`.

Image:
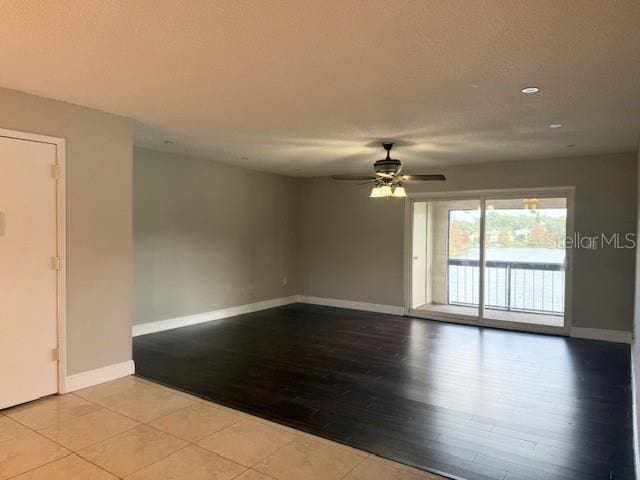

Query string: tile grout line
231 467 279 480
1 398 77 479
71 421 144 454
227 466 256 480
7 408 140 479
3 383 191 478
366 454 453 480
71 379 260 477
72 414 193 477
22 401 145 452
3 391 103 429
62 453 127 480
193 414 246 444
32 410 141 451
4 399 131 480
247 428 301 471
4 452 75 480
7 381 236 478
80 392 250 477
111 416 280 478
338 451 369 480
118 443 194 479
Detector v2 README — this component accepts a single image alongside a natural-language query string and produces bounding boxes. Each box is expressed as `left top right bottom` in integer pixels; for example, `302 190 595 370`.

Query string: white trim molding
407 185 576 200
297 296 405 316
570 327 632 344
133 296 299 337
64 360 135 393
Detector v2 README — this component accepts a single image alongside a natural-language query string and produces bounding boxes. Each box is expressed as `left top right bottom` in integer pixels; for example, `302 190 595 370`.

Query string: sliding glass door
483 197 567 328
408 190 571 333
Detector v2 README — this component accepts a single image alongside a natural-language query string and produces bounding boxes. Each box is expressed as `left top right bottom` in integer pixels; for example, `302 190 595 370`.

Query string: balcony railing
448 258 565 316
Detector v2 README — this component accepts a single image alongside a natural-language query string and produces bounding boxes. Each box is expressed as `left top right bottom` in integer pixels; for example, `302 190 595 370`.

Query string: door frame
0 128 67 393
403 186 575 336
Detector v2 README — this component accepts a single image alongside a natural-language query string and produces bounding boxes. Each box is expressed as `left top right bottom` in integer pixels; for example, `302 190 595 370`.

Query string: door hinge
52 256 61 271
52 347 59 362
51 164 61 179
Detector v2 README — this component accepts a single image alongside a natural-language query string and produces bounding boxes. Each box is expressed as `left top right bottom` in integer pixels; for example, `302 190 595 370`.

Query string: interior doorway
407 189 573 334
0 130 66 409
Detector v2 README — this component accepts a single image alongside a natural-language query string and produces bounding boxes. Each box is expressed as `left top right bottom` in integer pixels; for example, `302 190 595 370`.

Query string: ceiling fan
331 142 446 198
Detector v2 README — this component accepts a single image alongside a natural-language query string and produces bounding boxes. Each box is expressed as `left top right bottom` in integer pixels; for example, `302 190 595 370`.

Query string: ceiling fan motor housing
374 157 402 176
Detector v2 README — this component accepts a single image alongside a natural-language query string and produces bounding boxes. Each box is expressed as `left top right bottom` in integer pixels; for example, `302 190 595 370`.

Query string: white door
0 136 58 409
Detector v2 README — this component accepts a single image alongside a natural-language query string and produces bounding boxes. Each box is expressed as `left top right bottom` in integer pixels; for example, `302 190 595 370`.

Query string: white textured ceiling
1 1 639 176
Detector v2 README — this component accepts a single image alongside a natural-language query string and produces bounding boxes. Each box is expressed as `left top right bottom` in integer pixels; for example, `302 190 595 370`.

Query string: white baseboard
297 295 405 316
132 296 299 337
64 360 135 393
136 296 632 345
570 327 632 343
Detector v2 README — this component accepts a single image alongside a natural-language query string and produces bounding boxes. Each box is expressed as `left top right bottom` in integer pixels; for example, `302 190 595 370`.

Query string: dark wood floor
133 303 634 480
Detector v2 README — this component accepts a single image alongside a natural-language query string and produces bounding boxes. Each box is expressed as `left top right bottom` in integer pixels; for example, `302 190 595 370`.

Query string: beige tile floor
0 376 448 480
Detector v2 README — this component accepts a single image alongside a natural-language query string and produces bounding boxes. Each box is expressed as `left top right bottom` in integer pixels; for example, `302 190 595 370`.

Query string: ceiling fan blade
401 174 446 181
357 179 377 186
331 175 376 180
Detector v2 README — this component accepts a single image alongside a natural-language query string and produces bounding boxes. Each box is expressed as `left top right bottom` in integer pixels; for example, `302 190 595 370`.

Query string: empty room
1 2 640 480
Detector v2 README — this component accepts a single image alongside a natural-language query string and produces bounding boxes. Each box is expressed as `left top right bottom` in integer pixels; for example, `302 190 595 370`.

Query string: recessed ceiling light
566 144 576 148
549 123 564 128
240 156 249 160
163 140 174 144
521 87 540 94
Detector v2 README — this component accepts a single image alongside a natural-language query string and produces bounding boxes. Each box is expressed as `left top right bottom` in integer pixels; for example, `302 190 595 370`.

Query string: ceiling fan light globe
379 185 393 197
369 186 383 198
392 186 407 198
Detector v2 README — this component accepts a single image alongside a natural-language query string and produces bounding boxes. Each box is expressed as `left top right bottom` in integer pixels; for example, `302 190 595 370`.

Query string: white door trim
0 128 67 394
404 187 575 337
407 186 576 200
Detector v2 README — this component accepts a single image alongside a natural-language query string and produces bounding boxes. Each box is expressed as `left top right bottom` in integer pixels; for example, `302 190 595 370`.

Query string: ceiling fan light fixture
379 185 393 197
331 143 446 199
392 186 407 198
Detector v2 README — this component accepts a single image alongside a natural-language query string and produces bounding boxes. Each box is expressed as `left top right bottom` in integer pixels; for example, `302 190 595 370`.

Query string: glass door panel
483 197 567 328
411 198 481 318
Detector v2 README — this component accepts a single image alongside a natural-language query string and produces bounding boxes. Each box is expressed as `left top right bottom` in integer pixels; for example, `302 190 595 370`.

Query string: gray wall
298 152 637 332
133 148 298 325
0 87 133 375
297 178 406 307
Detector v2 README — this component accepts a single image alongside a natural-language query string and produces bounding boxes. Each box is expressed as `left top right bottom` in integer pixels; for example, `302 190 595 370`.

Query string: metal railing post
506 263 512 311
